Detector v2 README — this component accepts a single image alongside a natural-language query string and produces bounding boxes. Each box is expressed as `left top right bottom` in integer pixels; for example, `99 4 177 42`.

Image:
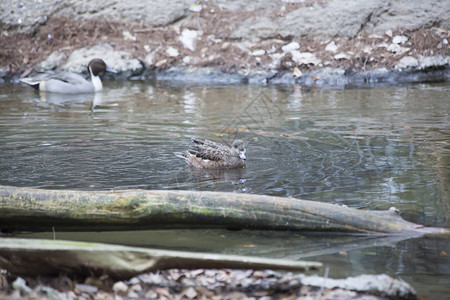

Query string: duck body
175 138 247 169
20 58 114 94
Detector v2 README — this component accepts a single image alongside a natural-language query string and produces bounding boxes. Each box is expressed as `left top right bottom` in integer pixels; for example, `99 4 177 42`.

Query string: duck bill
106 66 118 74
239 151 246 160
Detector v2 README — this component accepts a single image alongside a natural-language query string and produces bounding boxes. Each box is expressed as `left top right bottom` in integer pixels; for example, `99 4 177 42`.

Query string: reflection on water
1 81 449 298
17 228 450 298
1 82 447 225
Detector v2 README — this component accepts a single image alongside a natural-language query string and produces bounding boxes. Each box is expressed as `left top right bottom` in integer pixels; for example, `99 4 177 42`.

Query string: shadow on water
1 81 449 298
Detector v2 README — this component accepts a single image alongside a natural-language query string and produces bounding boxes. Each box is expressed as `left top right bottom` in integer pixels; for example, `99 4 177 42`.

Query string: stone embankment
1 0 449 86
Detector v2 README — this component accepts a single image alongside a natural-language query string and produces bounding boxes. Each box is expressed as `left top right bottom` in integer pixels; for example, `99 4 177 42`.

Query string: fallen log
0 185 448 235
0 238 322 279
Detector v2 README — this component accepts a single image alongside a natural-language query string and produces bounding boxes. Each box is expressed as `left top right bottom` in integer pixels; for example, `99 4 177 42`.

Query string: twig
316 266 329 300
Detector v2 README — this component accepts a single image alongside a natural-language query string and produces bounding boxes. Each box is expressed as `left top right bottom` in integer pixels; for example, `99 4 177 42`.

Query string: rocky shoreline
1 0 449 86
2 269 417 300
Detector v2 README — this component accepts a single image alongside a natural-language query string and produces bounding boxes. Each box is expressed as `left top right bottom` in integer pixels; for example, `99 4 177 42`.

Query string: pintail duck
20 58 116 94
175 138 247 169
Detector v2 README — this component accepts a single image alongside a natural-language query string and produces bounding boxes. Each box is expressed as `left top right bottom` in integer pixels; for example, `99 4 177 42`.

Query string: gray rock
112 281 128 295
0 0 194 35
386 43 410 55
312 67 346 79
36 51 67 72
395 56 419 70
56 0 194 26
365 0 450 34
0 0 63 34
35 285 69 300
325 41 339 53
301 274 416 299
166 46 180 57
392 35 408 44
179 29 200 51
229 17 279 42
251 49 266 56
157 67 245 84
281 42 300 53
291 51 321 66
369 67 390 75
12 277 32 294
214 0 278 12
418 55 449 70
145 52 156 67
278 0 386 39
75 283 99 294
231 0 449 40
3 0 449 42
334 53 350 60
62 44 142 73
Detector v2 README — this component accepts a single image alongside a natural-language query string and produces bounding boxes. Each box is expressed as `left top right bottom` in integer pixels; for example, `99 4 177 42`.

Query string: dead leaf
195 286 215 298
156 287 171 298
239 244 256 248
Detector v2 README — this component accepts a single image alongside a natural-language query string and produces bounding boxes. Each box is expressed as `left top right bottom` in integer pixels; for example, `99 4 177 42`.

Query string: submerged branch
0 237 322 279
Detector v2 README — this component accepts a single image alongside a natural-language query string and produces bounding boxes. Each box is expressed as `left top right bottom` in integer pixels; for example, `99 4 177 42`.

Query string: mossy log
0 185 448 235
0 238 322 279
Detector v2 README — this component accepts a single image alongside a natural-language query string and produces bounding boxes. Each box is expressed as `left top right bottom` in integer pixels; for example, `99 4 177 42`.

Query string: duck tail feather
19 78 40 89
174 151 188 160
191 138 205 145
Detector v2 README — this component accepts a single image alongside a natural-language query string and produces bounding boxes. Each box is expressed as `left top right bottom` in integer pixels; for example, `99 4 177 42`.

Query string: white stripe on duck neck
89 65 103 92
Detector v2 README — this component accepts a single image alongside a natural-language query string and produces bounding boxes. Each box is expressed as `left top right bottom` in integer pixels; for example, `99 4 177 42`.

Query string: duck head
88 58 117 77
231 139 246 160
87 59 117 92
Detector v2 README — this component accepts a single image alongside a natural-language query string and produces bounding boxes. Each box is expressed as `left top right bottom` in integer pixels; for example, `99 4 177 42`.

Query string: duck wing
192 138 231 152
190 139 231 161
20 71 88 86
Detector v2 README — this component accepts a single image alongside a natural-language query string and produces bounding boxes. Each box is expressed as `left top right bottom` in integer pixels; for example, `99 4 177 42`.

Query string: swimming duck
175 138 247 169
19 58 116 94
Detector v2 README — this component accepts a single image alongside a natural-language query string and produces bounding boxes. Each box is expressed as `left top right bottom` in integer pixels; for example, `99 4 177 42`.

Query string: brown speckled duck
175 138 246 169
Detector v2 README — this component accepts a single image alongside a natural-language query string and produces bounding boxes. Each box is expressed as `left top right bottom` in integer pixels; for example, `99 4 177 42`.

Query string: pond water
0 81 449 298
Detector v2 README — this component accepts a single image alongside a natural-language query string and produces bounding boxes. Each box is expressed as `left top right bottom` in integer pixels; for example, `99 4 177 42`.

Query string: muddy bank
1 0 449 86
